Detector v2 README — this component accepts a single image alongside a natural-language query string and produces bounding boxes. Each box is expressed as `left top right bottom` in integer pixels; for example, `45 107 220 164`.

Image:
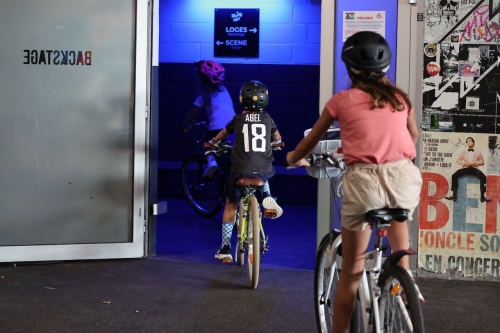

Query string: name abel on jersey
245 114 260 122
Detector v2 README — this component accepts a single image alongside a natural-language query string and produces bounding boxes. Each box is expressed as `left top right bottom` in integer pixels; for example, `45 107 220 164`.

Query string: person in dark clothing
207 80 283 262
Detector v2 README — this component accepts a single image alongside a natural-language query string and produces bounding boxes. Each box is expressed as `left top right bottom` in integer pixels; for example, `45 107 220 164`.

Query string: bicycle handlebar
204 141 232 156
271 141 285 150
205 140 283 155
306 149 345 169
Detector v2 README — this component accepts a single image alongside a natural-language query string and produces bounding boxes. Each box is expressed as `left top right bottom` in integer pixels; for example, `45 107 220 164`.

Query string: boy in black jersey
207 80 283 262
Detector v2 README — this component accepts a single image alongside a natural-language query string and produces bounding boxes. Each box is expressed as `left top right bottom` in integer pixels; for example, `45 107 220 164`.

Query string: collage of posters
420 0 500 277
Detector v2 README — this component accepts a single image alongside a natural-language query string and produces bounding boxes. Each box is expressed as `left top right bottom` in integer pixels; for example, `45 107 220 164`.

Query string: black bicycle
179 121 232 217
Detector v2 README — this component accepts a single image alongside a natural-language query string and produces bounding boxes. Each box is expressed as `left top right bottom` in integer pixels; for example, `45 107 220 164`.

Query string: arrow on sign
250 28 258 33
216 40 224 46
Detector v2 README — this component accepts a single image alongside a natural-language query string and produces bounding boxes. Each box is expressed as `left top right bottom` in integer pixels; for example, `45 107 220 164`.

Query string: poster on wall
214 8 259 58
342 11 385 41
420 0 500 278
419 131 500 277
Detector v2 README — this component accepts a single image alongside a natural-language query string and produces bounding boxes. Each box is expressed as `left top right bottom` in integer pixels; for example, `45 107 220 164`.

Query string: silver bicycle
309 150 425 333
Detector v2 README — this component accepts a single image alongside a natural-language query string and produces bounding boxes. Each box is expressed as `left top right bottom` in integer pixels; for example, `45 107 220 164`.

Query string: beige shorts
341 158 422 232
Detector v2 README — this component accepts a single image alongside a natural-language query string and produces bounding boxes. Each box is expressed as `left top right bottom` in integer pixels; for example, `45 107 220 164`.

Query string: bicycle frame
237 191 267 250
359 240 384 333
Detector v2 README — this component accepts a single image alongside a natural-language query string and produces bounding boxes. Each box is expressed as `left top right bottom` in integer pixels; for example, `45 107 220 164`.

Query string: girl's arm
286 108 336 167
182 105 201 132
272 129 282 141
212 128 229 143
407 113 419 145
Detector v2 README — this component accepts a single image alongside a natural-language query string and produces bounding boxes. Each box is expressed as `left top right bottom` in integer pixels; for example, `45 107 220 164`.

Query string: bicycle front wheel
314 231 361 333
378 265 425 333
247 196 260 289
181 154 223 218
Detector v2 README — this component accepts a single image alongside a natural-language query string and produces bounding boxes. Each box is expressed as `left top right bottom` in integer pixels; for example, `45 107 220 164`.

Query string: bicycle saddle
236 178 265 187
365 208 409 223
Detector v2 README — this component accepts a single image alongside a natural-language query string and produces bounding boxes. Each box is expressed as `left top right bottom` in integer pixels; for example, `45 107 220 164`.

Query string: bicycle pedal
263 209 277 219
219 257 233 263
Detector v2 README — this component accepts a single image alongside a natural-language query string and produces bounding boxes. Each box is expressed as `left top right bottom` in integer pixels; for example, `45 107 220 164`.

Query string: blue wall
158 0 322 206
159 0 321 65
159 62 320 162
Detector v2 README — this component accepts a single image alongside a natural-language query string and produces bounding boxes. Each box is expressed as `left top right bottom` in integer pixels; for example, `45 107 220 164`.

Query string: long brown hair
197 72 224 105
350 73 412 112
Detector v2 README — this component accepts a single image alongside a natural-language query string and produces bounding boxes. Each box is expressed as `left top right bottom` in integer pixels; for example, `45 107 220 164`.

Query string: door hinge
146 106 148 119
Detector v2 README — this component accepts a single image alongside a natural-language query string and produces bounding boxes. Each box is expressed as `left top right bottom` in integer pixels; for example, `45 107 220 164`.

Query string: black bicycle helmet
341 31 391 75
239 80 269 112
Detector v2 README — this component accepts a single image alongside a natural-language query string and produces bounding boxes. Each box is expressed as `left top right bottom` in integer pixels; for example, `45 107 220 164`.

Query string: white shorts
341 158 422 231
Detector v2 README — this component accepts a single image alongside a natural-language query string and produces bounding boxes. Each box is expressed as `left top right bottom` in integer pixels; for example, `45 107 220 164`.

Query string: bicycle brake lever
325 157 335 165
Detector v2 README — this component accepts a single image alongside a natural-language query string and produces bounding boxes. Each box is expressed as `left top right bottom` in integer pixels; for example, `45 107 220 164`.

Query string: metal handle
151 201 168 216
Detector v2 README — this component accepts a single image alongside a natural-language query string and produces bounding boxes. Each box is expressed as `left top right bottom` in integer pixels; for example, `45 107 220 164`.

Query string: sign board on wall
214 8 259 57
342 11 386 41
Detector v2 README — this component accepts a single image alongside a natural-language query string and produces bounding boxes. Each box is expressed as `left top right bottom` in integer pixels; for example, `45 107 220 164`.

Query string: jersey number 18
242 123 266 152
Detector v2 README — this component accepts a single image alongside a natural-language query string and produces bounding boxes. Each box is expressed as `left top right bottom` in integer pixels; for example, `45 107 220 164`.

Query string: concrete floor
0 198 499 332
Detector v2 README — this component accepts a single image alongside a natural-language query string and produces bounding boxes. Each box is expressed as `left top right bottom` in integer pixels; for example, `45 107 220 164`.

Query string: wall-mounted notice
343 11 386 41
214 8 259 58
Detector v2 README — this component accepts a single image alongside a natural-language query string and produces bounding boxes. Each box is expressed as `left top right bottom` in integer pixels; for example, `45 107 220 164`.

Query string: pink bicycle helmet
195 60 225 84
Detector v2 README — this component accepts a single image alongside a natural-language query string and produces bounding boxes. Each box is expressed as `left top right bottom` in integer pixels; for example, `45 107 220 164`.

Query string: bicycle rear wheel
181 154 223 218
378 265 425 333
314 231 361 333
247 196 260 289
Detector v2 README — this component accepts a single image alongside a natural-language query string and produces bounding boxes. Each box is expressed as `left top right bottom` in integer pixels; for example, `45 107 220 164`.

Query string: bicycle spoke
378 266 424 333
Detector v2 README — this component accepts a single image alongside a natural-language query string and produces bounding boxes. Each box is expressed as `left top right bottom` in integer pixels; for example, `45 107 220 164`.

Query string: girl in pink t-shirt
286 31 423 332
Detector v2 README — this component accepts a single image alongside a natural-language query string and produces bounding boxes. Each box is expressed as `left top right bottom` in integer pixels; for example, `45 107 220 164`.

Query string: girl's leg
386 220 410 270
222 198 238 224
262 181 271 196
387 220 425 302
203 153 218 178
332 226 372 333
261 180 283 218
215 199 239 261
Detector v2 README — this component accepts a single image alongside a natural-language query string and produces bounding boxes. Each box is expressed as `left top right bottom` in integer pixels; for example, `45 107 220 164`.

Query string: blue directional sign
214 8 259 58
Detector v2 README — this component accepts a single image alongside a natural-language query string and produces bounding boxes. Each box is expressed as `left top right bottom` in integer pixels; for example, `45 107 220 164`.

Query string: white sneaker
262 197 283 219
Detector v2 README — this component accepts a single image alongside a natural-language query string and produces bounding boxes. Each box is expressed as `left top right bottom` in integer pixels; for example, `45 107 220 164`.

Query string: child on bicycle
181 60 236 179
285 31 423 332
207 80 283 262
181 60 279 204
